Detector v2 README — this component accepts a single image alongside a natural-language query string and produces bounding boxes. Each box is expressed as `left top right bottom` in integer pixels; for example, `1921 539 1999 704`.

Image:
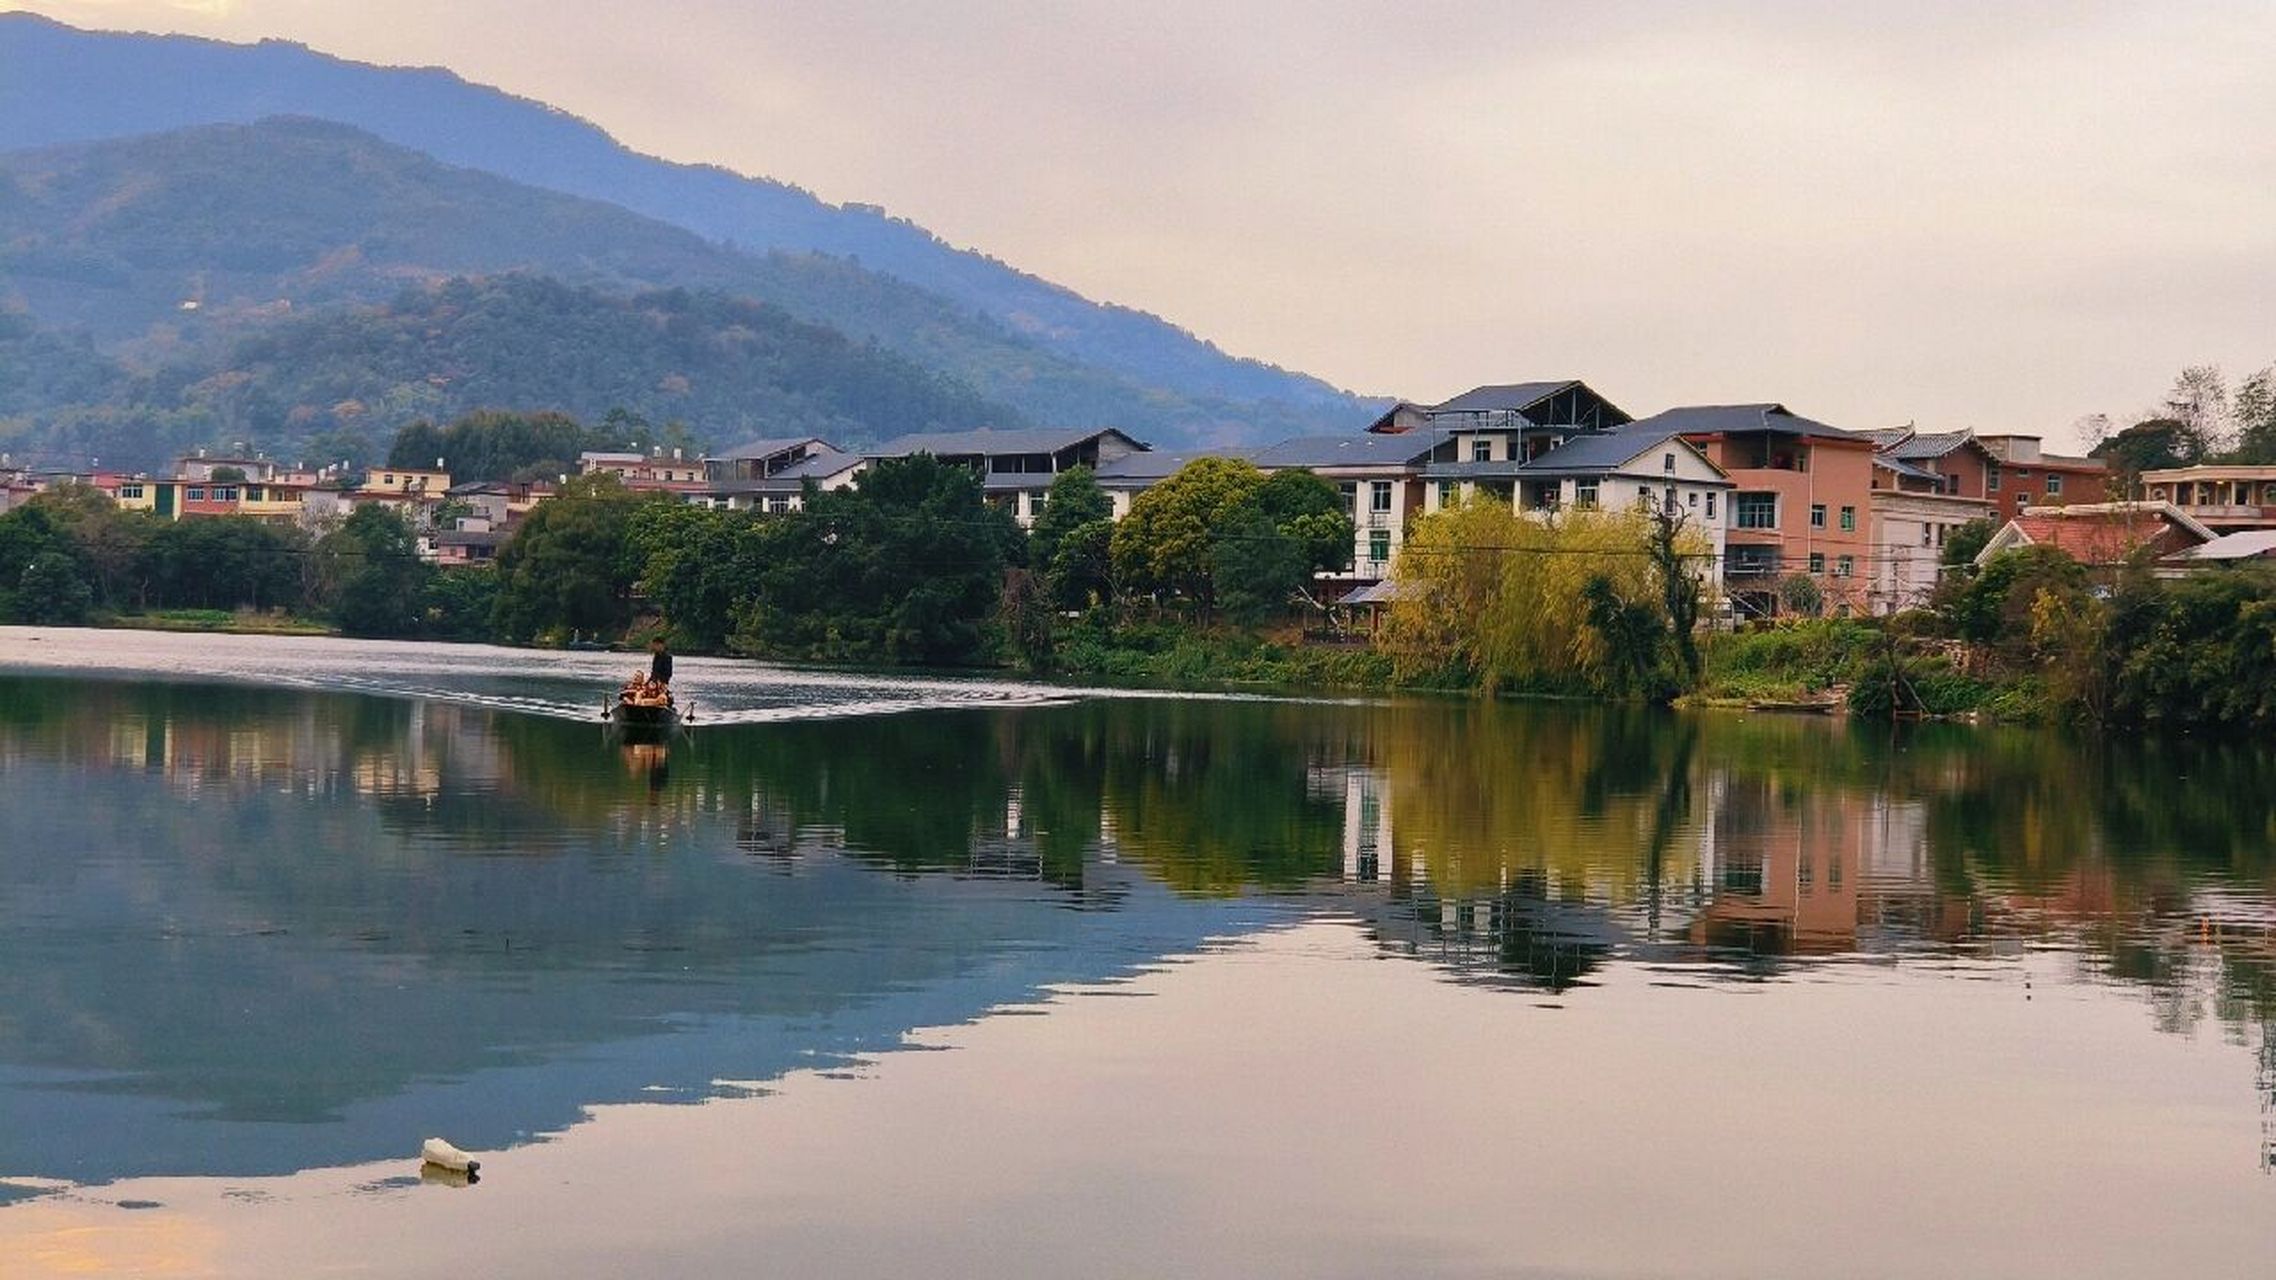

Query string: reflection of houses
1689 776 1870 954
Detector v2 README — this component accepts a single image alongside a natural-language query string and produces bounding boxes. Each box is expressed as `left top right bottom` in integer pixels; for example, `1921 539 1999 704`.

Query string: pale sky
11 0 2276 448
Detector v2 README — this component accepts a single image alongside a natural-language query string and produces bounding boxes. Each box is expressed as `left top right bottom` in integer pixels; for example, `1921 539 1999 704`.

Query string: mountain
0 273 1017 472
0 13 1365 420
0 119 1358 456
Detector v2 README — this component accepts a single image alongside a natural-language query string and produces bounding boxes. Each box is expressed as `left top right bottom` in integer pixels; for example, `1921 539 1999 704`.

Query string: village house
863 426 1148 527
1862 429 1998 613
696 436 859 511
1973 501 2215 569
1976 434 2110 520
1624 404 1879 619
578 448 709 494
2136 464 2276 533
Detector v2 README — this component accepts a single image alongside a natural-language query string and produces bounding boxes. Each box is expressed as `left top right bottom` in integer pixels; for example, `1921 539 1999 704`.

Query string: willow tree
1384 499 1701 695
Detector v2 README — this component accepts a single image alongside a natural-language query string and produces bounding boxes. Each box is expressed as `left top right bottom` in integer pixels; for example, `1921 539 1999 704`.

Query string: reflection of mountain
0 680 1281 1185
4 673 2276 1188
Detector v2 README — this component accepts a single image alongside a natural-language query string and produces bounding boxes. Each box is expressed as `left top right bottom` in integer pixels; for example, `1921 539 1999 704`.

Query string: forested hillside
0 119 1362 458
0 13 1363 417
0 276 1013 471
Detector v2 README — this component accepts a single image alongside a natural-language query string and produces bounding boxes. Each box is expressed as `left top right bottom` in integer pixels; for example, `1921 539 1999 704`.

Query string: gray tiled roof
1249 430 1449 469
867 427 1144 458
1885 430 1978 461
711 435 835 462
1094 449 1247 485
1624 403 1868 442
1428 381 1580 414
704 448 861 492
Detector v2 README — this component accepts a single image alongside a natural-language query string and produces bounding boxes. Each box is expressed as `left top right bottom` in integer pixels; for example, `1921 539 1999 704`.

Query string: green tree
1047 518 1115 610
322 505 430 637
1940 517 1996 570
1777 573 1824 619
998 567 1056 671
17 550 94 624
1255 468 1355 576
1111 456 1265 611
740 455 1019 664
1951 545 2090 654
1030 468 1111 583
492 473 648 642
627 501 764 651
2091 418 2198 493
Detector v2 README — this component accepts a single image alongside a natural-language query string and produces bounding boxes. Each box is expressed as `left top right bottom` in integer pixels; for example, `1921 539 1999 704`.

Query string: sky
10 0 2276 448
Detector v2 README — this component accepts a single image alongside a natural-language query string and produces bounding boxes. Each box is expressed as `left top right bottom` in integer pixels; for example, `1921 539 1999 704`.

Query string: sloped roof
2170 529 2276 561
712 435 835 462
1517 423 1690 472
1428 381 1581 414
1978 502 2215 567
867 427 1144 458
1873 455 1942 484
1625 403 1871 444
1886 430 1983 461
1250 430 1449 469
704 447 862 493
1094 449 1246 486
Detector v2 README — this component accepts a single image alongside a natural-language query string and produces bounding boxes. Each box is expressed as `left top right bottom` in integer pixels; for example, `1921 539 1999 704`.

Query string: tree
322 505 430 637
740 455 1019 664
17 551 93 624
2228 366 2276 464
1940 517 1996 570
1950 545 2089 654
1385 501 1678 695
998 567 1056 671
2092 418 2199 491
1649 505 1704 680
626 501 764 651
1109 459 1351 619
1030 467 1111 576
1046 518 1115 610
492 473 648 642
2164 365 2233 456
1111 456 1264 610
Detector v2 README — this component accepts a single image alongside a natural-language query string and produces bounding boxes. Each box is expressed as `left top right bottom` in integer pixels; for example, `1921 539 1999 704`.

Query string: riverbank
92 607 336 637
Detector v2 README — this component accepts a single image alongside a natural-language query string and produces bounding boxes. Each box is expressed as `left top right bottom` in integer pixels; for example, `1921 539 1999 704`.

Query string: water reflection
2 672 2274 1193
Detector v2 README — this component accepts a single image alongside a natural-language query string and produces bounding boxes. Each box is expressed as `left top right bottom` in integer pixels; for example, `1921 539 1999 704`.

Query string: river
2 627 2272 1277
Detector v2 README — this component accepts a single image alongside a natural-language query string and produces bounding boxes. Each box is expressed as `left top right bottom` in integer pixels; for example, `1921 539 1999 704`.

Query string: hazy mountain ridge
0 118 1362 461
0 12 1364 415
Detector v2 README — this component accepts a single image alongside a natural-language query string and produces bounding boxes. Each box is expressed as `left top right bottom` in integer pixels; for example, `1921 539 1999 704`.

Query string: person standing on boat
648 636 674 691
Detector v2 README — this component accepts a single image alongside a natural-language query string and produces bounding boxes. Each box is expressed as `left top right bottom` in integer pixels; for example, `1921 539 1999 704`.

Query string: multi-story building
2137 464 2276 533
1863 430 1999 613
578 449 710 494
1628 404 1879 618
863 427 1148 527
1975 434 2109 520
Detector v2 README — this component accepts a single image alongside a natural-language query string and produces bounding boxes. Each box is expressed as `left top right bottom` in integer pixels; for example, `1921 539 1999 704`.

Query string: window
1839 505 1856 531
1665 486 1678 510
1728 544 1781 575
1663 452 1677 473
1809 503 1827 529
1436 479 1457 507
118 484 143 500
186 487 206 501
1835 554 1855 578
212 486 238 502
1635 485 1653 510
1988 465 2001 492
1575 480 1599 510
1687 490 1700 507
2046 473 2064 496
1470 438 1492 462
1921 524 1932 547
1808 552 1826 574
1369 481 1393 514
1734 493 1777 529
1339 482 1357 515
1705 492 1717 520
1368 529 1391 565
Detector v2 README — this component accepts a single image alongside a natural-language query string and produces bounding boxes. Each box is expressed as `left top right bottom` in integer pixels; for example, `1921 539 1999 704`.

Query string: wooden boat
604 680 687 737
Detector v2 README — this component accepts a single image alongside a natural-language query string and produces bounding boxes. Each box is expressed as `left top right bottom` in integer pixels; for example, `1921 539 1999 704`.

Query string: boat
604 679 688 738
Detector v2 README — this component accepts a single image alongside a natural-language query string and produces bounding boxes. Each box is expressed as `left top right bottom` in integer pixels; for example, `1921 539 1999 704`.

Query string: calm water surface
2 626 2273 1278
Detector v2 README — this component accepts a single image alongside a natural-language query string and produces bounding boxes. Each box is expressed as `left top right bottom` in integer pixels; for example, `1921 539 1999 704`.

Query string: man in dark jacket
648 636 673 688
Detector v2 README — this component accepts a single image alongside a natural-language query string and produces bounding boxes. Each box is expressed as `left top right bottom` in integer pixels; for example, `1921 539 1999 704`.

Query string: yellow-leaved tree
1383 497 1709 695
